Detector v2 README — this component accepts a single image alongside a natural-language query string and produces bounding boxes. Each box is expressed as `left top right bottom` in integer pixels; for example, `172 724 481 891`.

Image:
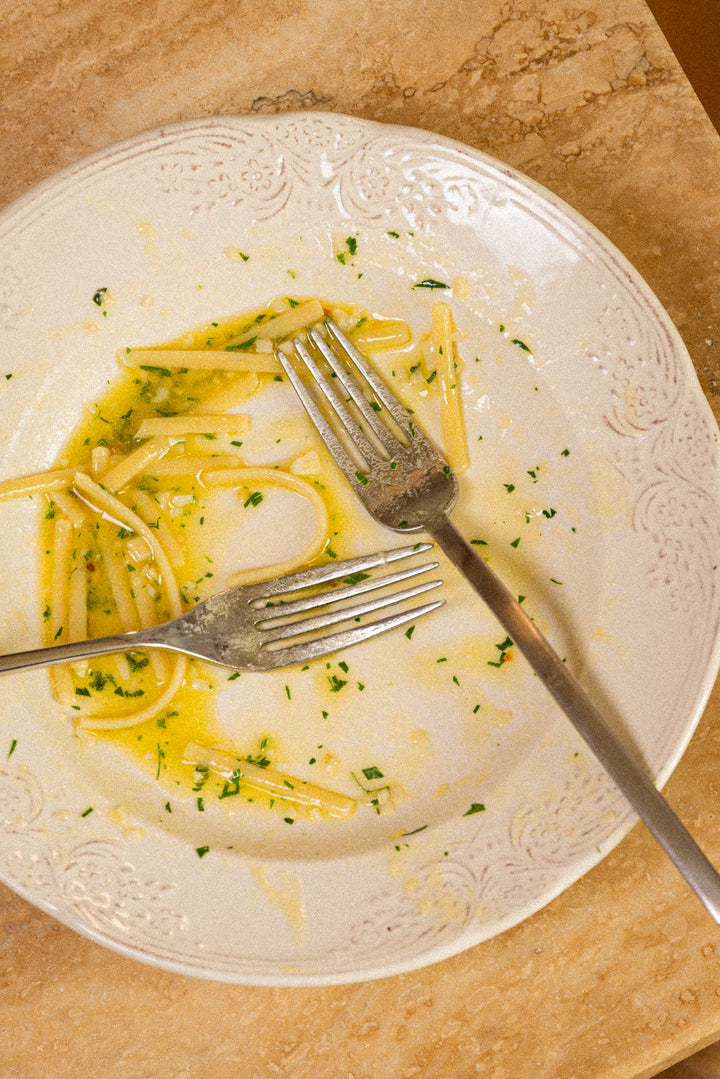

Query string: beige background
2 2 720 1077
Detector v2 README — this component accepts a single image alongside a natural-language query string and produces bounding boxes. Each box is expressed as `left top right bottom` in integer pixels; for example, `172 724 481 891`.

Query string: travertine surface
1 1 720 1077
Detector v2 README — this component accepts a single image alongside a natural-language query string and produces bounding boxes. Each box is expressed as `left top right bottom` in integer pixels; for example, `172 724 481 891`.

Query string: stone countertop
2 1 720 1076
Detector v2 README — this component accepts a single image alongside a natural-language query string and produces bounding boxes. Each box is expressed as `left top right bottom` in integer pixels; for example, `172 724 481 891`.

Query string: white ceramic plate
1 114 720 985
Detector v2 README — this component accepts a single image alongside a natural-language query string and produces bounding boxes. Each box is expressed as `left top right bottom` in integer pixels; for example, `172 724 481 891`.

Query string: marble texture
1 0 720 1076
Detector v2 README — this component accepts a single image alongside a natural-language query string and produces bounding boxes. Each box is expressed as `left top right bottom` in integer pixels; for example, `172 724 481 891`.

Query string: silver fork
0 544 442 674
278 318 720 923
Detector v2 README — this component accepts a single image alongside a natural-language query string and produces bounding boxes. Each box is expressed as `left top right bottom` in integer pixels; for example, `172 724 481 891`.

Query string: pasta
121 349 283 373
201 467 330 586
0 295 469 823
135 415 251 439
183 742 358 819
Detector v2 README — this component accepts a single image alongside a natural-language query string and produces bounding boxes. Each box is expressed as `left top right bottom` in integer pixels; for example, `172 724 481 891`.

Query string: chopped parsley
226 336 257 352
488 636 513 668
336 236 358 264
512 338 532 353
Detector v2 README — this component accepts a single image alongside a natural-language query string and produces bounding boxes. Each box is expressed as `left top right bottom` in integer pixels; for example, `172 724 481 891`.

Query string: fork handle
0 627 159 674
427 513 720 923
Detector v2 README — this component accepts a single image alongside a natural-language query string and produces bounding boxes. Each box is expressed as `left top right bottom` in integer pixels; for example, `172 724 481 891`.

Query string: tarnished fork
0 544 442 674
278 317 720 924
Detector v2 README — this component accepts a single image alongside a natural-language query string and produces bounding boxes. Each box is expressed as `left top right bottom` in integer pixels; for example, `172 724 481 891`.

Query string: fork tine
277 341 370 478
307 327 401 455
259 576 443 641
281 334 387 472
255 558 440 624
250 542 434 602
261 596 444 665
323 319 417 438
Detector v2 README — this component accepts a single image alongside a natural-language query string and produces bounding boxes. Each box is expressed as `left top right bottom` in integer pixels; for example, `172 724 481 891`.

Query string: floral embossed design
660 401 720 490
271 114 356 155
510 764 622 865
153 132 290 219
335 137 407 223
338 858 480 964
633 480 720 616
0 766 56 899
595 296 680 437
155 159 204 196
0 765 44 831
0 765 185 944
59 840 186 941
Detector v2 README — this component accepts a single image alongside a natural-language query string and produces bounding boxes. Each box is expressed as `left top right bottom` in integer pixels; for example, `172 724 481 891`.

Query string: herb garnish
488 636 514 668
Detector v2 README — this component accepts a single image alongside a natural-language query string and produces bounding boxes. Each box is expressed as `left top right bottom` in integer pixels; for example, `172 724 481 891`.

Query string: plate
1 114 719 986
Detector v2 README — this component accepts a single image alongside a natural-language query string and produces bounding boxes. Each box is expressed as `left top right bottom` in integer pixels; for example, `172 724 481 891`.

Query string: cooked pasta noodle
50 489 85 529
101 435 178 492
354 319 411 351
135 415 250 439
91 445 111 478
73 472 183 618
67 543 89 643
183 742 357 819
139 455 241 477
129 488 185 568
202 467 330 586
223 298 324 348
76 656 189 729
121 349 283 373
0 296 467 820
49 517 73 646
96 520 142 633
0 467 77 501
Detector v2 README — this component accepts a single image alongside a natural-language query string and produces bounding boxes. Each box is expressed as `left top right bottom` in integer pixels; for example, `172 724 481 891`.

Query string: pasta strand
183 742 357 818
202 467 329 585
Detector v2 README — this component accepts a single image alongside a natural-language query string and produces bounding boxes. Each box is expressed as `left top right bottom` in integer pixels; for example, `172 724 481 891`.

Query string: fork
0 544 442 674
278 317 720 923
